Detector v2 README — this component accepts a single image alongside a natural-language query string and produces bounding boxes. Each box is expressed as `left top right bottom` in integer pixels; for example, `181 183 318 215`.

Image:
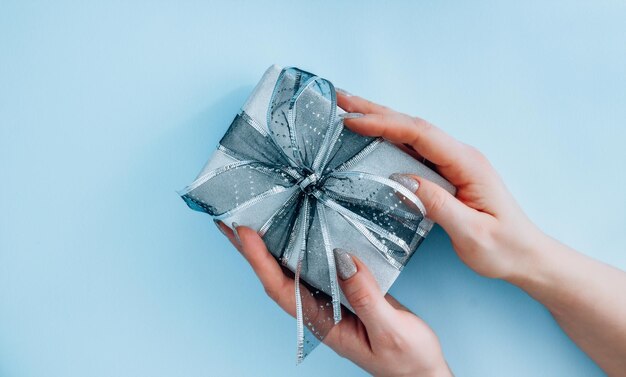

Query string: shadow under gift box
181 65 456 352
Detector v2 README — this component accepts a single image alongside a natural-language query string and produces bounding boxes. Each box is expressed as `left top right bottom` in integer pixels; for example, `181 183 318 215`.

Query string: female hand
216 221 452 377
337 90 542 282
337 89 626 376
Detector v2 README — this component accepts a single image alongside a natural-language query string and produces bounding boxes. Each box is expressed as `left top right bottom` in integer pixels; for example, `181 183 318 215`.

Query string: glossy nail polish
231 222 241 244
389 173 420 192
336 87 352 97
214 220 228 237
333 248 357 280
339 112 364 119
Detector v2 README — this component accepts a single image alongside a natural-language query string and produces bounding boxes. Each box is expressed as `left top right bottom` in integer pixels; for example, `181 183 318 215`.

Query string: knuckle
409 116 434 144
412 117 434 134
426 189 449 216
465 144 489 166
413 116 433 130
348 286 375 312
263 285 280 301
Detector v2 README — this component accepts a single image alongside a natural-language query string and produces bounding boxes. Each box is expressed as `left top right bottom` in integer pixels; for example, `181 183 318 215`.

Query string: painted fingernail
336 87 352 97
339 112 364 119
231 222 241 244
214 220 228 237
389 173 420 192
333 248 357 280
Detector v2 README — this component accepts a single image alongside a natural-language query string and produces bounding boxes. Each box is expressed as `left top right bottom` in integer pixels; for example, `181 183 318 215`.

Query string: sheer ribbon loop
181 67 429 363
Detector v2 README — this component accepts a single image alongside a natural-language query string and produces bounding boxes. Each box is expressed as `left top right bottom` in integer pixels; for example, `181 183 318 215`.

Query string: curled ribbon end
333 311 342 325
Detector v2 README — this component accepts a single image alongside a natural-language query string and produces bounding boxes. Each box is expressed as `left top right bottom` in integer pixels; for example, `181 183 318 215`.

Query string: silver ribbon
181 67 428 363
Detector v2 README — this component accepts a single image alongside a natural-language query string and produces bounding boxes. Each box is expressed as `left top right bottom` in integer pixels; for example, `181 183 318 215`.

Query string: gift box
180 65 455 362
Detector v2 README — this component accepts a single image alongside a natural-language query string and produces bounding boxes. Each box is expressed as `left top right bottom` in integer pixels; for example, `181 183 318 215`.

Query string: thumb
333 248 396 335
390 173 476 238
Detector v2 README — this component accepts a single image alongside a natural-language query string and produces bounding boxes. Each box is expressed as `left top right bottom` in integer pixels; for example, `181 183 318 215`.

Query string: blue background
1 1 625 376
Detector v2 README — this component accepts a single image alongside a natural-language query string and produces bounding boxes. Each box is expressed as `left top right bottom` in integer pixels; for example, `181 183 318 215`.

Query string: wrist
413 355 453 377
503 227 554 290
392 362 452 377
425 363 453 377
502 229 610 323
383 349 452 377
503 228 577 310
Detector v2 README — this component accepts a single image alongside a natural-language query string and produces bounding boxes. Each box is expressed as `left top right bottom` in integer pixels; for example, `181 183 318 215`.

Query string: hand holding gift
218 221 452 377
184 67 626 376
180 66 455 361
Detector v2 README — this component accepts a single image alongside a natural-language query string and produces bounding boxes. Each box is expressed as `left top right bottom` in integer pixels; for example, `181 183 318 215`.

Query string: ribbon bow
181 67 427 362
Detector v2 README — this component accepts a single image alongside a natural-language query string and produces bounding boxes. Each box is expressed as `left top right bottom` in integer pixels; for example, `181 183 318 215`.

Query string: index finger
336 90 395 115
336 92 464 167
344 111 465 169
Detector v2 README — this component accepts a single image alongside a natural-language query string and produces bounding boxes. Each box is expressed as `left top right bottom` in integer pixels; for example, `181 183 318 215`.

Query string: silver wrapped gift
180 65 455 362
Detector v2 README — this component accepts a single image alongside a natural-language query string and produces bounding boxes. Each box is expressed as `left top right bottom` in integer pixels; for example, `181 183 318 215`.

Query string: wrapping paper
180 65 455 362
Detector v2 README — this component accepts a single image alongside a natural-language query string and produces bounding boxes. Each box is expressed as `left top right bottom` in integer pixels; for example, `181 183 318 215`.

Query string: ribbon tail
294 196 311 364
294 253 305 364
315 193 406 271
316 201 342 324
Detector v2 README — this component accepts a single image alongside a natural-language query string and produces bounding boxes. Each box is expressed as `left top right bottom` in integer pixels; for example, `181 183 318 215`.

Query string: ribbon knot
297 172 320 194
180 66 427 363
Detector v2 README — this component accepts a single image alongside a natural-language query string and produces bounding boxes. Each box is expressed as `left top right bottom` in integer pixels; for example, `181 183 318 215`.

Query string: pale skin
217 90 626 376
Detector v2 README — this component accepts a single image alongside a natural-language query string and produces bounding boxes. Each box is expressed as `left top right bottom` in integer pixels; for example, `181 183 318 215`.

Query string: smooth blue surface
1 1 625 376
